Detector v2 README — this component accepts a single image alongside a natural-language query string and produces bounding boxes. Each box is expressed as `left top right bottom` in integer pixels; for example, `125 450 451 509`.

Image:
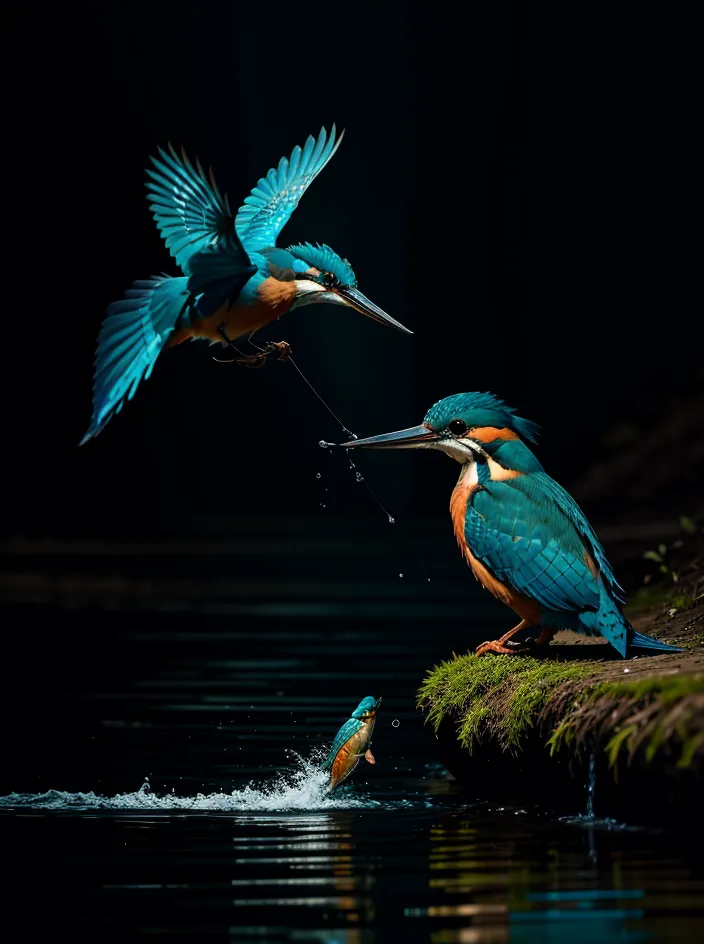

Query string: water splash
586 751 595 819
0 753 377 814
560 753 641 831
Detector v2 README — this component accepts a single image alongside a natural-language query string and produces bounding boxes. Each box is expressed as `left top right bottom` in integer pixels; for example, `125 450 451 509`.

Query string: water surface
2 530 702 941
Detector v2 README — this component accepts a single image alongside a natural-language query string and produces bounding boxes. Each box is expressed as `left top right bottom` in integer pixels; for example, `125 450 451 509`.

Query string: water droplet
399 573 404 578
318 440 329 449
347 432 358 441
392 719 400 728
388 516 395 524
355 472 364 483
315 473 321 479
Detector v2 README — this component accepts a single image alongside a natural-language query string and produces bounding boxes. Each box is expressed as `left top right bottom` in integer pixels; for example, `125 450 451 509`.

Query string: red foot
475 639 532 656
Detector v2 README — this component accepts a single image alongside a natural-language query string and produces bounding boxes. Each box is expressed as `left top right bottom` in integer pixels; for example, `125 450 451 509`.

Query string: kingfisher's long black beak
338 425 439 449
339 286 413 335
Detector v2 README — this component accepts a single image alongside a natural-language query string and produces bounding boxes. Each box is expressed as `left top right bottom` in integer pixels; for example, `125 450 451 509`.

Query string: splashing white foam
0 752 376 813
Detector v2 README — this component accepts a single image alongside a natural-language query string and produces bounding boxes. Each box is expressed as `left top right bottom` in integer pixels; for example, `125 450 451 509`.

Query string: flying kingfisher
339 393 682 658
322 696 380 791
80 126 411 444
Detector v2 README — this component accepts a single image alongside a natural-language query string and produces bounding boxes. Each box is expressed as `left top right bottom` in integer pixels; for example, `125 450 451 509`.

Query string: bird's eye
448 419 467 436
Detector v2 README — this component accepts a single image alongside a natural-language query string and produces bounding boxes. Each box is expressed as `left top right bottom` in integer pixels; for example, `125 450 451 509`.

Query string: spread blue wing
80 275 189 444
146 145 235 272
466 478 602 615
235 126 343 254
321 718 363 771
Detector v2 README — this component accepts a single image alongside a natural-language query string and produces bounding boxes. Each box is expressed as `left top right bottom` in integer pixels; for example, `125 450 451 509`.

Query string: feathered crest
424 392 540 443
286 242 357 287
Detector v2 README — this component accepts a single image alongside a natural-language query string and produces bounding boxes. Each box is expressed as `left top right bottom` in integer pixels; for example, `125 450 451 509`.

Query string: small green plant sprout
642 516 700 587
643 542 678 583
680 515 698 536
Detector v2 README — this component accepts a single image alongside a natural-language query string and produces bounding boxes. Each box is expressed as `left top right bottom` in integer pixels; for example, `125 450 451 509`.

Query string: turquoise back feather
322 718 364 771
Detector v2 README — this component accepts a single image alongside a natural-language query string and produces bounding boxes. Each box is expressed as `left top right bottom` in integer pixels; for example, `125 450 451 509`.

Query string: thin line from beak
339 286 413 335
335 424 439 449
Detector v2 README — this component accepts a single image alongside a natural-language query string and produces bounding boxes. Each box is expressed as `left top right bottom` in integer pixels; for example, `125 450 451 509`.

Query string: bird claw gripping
475 638 535 656
213 325 292 367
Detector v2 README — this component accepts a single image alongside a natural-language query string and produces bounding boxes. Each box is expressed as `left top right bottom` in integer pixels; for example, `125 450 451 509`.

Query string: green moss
417 654 600 752
548 673 704 768
418 655 704 768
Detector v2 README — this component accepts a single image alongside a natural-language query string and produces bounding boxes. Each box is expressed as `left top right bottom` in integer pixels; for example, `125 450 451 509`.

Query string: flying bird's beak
338 425 438 450
338 286 413 335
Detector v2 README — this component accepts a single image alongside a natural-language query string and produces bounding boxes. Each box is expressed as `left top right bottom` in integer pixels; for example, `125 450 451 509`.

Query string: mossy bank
418 591 703 823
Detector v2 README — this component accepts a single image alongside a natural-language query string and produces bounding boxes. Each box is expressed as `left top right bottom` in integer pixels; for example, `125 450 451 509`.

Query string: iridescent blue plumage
82 126 409 444
287 243 357 288
322 719 365 771
342 392 682 658
146 144 236 271
80 275 188 444
235 127 343 254
424 392 541 445
465 472 629 652
322 697 380 773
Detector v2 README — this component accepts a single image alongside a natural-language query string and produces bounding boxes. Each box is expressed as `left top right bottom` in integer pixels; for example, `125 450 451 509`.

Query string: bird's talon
265 341 292 362
475 639 531 656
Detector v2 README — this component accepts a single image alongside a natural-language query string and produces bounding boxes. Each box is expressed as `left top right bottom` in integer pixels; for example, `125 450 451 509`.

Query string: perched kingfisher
81 126 411 444
322 696 381 791
339 393 682 658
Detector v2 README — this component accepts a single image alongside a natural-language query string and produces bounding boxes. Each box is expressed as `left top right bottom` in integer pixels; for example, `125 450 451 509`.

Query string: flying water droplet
392 719 400 728
355 472 364 483
318 440 329 450
315 473 322 479
388 516 395 524
399 573 404 579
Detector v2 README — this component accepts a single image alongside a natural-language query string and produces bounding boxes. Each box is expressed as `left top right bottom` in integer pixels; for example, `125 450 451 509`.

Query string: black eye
448 419 467 436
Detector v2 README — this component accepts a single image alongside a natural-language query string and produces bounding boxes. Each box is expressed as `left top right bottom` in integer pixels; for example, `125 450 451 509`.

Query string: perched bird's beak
338 286 413 335
339 425 439 449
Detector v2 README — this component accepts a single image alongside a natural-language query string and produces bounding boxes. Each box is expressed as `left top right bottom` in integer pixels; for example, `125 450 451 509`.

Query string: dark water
2 524 703 941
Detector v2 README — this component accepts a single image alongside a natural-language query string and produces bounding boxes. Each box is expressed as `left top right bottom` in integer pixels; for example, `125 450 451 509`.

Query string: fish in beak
338 286 413 335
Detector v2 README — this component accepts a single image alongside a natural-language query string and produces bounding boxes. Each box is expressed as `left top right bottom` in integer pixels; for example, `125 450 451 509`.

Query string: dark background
1 0 702 801
3 1 700 541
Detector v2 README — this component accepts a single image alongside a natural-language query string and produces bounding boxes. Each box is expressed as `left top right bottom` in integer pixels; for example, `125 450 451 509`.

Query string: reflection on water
1 536 703 941
3 793 703 942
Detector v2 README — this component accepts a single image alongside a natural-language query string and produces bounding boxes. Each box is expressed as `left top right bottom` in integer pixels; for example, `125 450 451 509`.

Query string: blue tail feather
80 275 190 445
578 589 683 656
628 629 683 653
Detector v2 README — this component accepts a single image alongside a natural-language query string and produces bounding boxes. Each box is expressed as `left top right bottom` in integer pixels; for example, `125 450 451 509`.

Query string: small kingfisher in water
81 126 411 444
322 696 381 791
339 393 682 658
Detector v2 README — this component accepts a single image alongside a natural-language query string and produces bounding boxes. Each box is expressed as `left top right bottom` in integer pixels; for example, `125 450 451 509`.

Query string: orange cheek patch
466 427 520 443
